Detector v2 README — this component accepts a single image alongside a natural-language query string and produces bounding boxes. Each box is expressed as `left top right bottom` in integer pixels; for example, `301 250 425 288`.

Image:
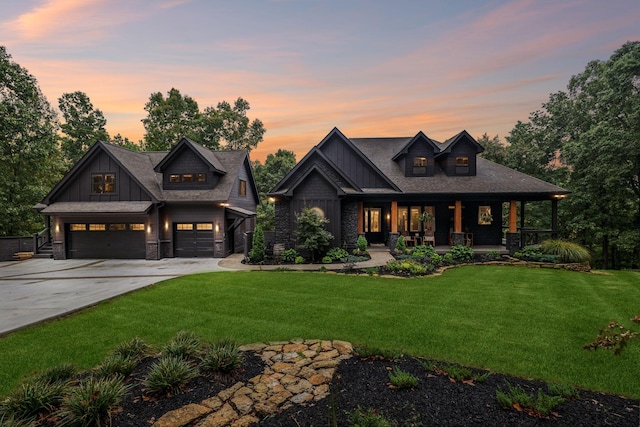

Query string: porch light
221 202 229 207
552 194 567 200
147 225 151 234
55 223 60 233
215 223 220 233
164 221 169 231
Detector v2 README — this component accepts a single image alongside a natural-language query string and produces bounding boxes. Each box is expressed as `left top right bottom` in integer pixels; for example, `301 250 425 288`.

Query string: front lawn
0 267 638 398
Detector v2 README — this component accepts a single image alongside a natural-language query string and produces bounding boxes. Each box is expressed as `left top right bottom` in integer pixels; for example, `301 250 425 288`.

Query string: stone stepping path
152 339 353 427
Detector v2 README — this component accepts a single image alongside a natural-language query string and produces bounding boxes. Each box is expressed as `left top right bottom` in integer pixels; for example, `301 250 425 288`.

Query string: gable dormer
435 130 484 176
392 131 440 177
154 138 226 190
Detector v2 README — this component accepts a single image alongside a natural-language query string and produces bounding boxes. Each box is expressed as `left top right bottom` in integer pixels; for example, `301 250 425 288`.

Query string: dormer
154 138 226 190
435 130 484 176
392 131 441 177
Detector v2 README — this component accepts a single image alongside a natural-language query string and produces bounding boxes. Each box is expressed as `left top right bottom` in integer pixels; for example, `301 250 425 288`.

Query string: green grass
0 267 639 398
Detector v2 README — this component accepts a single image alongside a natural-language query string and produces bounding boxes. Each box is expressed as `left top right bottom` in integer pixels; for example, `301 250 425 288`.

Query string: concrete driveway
0 258 233 336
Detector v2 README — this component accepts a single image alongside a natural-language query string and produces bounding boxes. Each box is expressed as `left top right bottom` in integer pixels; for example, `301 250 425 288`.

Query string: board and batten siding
162 147 219 190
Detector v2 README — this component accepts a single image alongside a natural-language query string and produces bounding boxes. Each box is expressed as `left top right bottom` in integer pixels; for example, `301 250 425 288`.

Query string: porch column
551 199 558 239
357 202 364 234
391 201 398 233
451 200 465 246
506 200 520 255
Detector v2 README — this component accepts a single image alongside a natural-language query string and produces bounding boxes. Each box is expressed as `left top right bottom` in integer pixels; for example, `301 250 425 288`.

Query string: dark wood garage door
174 223 214 257
66 223 146 259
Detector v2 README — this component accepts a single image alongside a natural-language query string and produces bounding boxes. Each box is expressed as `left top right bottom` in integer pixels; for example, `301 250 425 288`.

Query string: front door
364 207 384 244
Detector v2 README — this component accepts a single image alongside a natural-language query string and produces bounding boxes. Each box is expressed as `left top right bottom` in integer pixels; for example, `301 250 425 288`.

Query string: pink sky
1 0 639 162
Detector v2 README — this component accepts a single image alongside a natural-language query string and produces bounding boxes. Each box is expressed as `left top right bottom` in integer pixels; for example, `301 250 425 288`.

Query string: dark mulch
259 356 640 427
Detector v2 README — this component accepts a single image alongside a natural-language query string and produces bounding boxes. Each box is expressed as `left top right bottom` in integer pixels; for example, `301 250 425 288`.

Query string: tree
141 88 265 152
0 46 63 235
253 149 297 200
58 91 109 165
110 134 142 151
477 133 507 164
249 224 265 263
295 207 333 262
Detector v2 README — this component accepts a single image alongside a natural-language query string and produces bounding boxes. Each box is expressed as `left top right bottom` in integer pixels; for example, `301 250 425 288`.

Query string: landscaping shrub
295 255 305 264
394 235 407 254
56 376 129 427
35 364 77 385
162 330 202 360
446 245 474 263
496 383 565 416
388 367 418 389
326 247 349 261
1 378 67 422
295 207 333 262
356 235 368 253
249 224 266 263
347 406 393 427
386 259 432 275
93 353 138 379
514 245 559 263
540 239 591 264
280 248 298 263
201 339 243 373
112 337 150 361
143 356 198 395
321 256 333 264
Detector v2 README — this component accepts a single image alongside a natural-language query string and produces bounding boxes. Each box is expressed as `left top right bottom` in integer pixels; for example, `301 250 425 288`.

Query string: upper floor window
169 173 206 183
92 173 115 193
413 157 427 175
456 157 469 166
239 179 247 196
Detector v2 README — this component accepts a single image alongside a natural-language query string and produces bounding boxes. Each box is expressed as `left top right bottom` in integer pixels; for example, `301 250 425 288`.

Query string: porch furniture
423 231 435 246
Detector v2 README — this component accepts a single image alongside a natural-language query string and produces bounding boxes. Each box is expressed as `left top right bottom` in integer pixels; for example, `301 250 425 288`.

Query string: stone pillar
357 202 364 234
506 232 520 256
388 232 399 252
146 241 159 260
451 232 465 246
341 200 359 250
53 241 65 260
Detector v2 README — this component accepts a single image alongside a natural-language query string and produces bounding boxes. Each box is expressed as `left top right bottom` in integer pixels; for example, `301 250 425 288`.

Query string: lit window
195 173 206 182
239 179 247 196
182 174 193 182
109 224 126 231
478 206 493 225
176 223 193 231
89 224 106 231
92 173 116 193
456 157 469 166
169 174 181 183
196 223 213 230
70 224 86 231
130 223 145 231
413 157 427 175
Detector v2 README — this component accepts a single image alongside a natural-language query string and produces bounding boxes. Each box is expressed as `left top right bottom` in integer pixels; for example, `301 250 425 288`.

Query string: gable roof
153 138 226 174
391 131 441 161
436 130 484 156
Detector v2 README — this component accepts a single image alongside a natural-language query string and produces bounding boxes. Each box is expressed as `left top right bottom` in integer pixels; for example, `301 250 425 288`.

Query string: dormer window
455 157 469 174
168 173 207 183
239 179 247 196
413 157 427 175
92 173 115 193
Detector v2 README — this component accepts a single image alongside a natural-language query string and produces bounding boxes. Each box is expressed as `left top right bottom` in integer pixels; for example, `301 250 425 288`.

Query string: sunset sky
1 0 639 162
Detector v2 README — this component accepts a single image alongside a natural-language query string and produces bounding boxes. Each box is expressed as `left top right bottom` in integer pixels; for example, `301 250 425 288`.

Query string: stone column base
388 233 399 252
506 232 520 256
450 232 465 246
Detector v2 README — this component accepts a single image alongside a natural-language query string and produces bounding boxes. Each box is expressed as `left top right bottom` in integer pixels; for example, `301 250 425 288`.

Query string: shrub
388 367 418 389
540 239 591 264
394 235 407 254
143 355 198 395
446 245 474 263
385 259 431 275
496 383 565 416
35 364 77 385
1 378 67 421
443 253 454 264
347 406 393 427
295 255 306 264
363 267 379 276
482 250 501 261
326 247 349 261
93 353 138 379
295 207 334 262
356 235 368 253
411 244 437 258
354 345 402 360
280 248 298 263
56 376 129 427
321 256 333 264
249 224 265 263
162 330 202 360
112 337 150 361
201 339 243 373
547 382 579 398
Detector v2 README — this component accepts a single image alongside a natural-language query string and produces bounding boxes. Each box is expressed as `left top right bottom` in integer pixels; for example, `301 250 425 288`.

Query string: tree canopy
253 149 297 230
142 88 265 152
0 46 63 235
58 91 109 165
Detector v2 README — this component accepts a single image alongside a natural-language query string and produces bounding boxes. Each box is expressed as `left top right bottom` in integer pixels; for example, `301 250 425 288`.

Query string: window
92 173 116 193
130 223 145 231
169 174 181 183
69 224 86 231
456 157 469 166
196 223 213 231
182 174 193 182
89 224 106 231
397 207 408 233
239 179 247 196
176 223 193 231
109 223 127 231
409 207 421 232
364 208 381 233
195 173 206 182
168 173 206 183
413 157 427 175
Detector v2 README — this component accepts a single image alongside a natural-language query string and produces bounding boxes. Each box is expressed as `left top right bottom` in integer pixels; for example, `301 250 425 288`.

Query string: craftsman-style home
37 138 258 260
269 128 569 253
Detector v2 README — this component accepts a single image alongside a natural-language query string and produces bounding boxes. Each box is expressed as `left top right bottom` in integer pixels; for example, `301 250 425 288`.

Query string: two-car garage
66 222 147 259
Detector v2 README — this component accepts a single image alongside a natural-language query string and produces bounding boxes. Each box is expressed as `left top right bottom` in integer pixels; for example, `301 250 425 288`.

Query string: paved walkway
0 250 394 336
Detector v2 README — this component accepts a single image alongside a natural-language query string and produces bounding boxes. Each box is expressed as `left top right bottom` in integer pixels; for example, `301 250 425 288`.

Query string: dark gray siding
321 135 392 188
404 144 436 177
55 150 151 202
228 158 258 212
440 140 478 176
162 147 218 190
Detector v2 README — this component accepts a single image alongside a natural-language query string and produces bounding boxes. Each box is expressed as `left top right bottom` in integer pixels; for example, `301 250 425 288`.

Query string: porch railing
33 227 50 253
521 228 554 246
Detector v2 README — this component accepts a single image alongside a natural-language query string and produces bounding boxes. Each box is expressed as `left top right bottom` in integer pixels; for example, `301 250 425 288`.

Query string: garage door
174 223 214 257
66 223 146 259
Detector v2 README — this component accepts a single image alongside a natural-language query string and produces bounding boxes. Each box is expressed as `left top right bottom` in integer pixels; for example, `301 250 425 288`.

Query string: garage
174 223 215 257
66 223 146 259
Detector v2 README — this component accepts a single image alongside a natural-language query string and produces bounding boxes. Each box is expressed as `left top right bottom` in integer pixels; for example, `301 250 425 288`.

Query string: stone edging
440 258 591 273
152 339 353 427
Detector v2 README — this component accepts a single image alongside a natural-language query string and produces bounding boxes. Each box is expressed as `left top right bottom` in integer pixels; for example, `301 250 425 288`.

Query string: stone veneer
152 339 353 427
340 200 359 249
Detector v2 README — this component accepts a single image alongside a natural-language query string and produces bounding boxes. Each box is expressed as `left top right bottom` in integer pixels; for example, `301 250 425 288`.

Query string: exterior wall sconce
164 221 169 231
55 224 60 233
215 223 219 233
147 225 152 234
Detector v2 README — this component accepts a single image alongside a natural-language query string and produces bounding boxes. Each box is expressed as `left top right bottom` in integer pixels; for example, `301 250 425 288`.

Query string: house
269 128 570 254
37 138 258 260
